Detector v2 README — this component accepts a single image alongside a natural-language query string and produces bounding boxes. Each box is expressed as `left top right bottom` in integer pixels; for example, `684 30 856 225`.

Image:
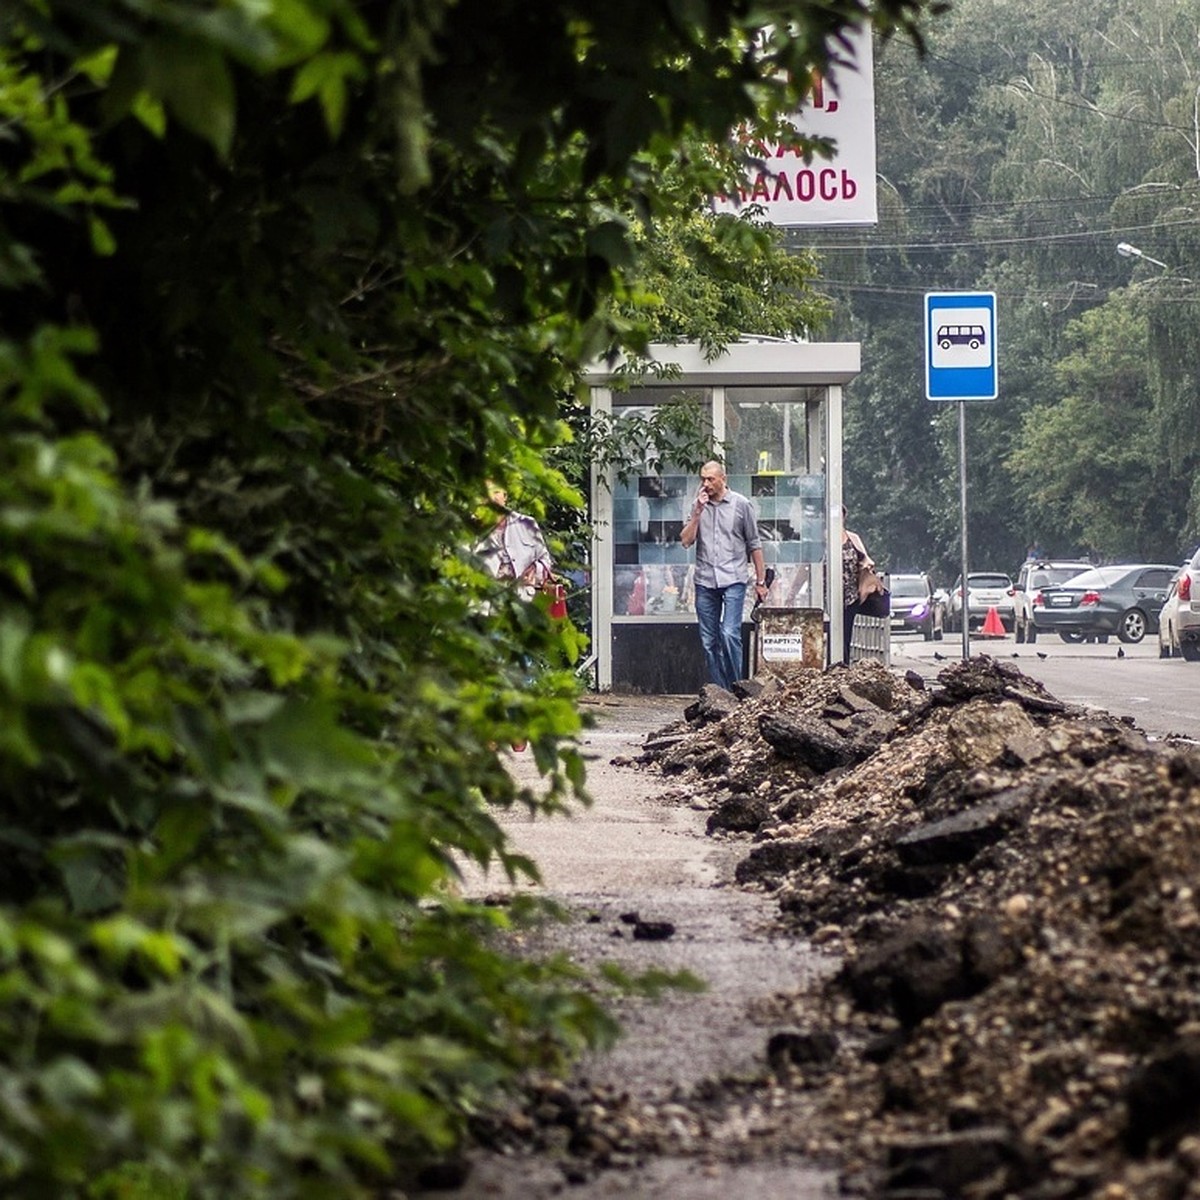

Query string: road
890 630 1200 743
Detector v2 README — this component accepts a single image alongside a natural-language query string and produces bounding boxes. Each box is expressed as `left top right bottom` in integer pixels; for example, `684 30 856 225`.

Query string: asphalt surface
889 629 1200 742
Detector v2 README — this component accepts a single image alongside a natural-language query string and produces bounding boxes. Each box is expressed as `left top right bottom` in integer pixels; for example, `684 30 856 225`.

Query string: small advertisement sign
761 633 807 661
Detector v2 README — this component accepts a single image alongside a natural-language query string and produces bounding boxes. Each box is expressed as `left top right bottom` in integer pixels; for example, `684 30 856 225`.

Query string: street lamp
1117 241 1169 270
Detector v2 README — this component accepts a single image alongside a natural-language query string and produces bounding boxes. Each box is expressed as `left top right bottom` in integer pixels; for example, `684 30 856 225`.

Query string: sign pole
958 400 970 662
924 291 997 665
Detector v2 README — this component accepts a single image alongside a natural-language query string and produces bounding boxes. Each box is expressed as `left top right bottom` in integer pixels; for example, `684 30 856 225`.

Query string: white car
947 572 1014 633
1159 549 1200 662
1012 560 1092 644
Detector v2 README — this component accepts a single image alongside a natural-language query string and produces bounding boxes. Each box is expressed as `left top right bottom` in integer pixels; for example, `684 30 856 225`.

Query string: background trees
821 0 1200 578
1007 299 1168 559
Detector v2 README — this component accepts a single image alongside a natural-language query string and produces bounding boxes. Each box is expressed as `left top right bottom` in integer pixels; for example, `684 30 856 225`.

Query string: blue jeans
695 582 747 691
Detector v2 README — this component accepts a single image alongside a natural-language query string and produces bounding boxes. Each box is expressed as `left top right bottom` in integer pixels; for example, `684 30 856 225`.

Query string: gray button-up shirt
692 489 762 588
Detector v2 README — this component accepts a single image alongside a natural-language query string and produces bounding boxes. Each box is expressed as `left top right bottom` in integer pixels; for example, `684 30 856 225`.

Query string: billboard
712 23 877 228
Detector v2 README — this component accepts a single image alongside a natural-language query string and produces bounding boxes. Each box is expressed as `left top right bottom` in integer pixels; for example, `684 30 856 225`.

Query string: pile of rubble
631 657 1200 1198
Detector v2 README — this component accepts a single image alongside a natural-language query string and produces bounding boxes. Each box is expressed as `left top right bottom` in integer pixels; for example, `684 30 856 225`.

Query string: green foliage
597 963 708 998
1006 297 1177 559
619 208 831 353
0 0 943 1194
578 397 714 487
92 1162 188 1200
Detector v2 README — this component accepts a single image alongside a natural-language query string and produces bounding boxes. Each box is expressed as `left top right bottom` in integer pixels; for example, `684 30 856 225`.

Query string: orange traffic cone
980 605 1006 638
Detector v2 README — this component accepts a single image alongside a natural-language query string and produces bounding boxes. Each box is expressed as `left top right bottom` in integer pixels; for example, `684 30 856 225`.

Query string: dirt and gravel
415 658 1200 1200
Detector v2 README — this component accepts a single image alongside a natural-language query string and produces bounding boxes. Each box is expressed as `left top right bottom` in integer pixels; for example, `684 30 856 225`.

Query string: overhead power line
790 215 1200 254
816 280 1200 305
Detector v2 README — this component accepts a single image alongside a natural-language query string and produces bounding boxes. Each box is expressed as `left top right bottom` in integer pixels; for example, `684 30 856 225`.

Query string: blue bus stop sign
925 291 997 401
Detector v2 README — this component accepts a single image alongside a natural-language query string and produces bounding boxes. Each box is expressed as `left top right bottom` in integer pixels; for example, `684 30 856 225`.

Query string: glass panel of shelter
610 388 710 618
725 386 826 613
610 384 827 618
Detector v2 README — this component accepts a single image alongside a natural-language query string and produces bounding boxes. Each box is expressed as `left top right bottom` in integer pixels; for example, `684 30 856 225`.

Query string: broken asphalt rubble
635 655 1200 1198
446 657 1200 1199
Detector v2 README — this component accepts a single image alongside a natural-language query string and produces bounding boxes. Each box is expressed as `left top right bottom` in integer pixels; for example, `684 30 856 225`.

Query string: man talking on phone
680 460 767 691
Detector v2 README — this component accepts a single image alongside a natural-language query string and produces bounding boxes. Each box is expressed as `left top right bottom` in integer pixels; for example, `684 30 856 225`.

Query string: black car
1031 563 1178 644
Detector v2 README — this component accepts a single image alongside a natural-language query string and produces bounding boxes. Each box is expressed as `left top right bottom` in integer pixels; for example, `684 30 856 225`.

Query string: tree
0 1 942 1194
1006 297 1176 559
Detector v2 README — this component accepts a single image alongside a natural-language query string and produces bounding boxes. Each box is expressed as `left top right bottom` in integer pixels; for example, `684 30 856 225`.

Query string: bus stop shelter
583 339 862 693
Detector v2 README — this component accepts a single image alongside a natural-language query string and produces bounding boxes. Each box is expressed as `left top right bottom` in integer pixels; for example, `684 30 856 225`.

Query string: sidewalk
437 693 842 1199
